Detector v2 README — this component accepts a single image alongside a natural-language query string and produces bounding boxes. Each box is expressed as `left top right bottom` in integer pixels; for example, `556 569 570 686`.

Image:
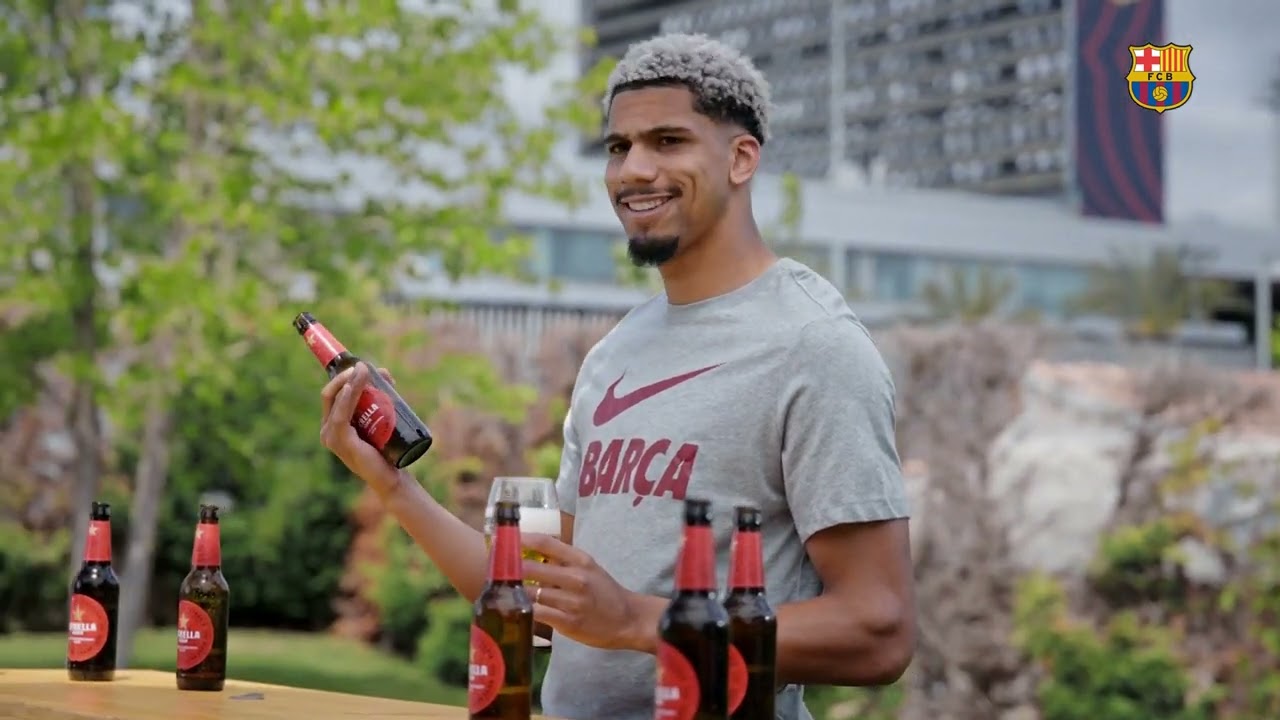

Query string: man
319 32 915 720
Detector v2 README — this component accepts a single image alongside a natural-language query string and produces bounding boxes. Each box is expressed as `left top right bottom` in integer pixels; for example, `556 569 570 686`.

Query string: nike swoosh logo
591 363 723 427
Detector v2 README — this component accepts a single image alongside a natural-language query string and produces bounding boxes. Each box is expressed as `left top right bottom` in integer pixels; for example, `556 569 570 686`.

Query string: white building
394 155 1273 349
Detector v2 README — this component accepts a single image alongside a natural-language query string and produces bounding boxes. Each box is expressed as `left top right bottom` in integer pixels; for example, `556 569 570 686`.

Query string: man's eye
606 143 627 155
659 136 682 145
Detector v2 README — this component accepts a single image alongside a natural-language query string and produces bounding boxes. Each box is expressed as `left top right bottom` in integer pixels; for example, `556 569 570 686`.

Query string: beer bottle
469 499 534 719
292 311 433 469
176 504 230 692
656 498 730 720
723 506 777 720
67 501 120 682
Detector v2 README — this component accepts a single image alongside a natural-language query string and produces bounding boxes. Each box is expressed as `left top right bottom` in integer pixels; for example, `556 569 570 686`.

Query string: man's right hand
320 362 402 496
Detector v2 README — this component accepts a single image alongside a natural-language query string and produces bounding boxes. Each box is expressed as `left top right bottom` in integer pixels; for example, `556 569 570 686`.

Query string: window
872 251 919 301
547 229 619 283
1015 262 1091 316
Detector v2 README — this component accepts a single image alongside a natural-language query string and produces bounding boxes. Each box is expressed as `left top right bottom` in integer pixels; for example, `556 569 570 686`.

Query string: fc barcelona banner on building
1073 0 1175 224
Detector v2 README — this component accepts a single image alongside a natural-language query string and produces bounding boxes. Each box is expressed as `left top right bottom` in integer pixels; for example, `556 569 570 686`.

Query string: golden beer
483 506 560 568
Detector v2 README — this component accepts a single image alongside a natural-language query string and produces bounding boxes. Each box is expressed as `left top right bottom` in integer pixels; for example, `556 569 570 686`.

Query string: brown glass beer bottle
292 311 433 469
656 498 731 720
176 504 230 692
469 499 534 719
723 506 777 719
67 501 120 682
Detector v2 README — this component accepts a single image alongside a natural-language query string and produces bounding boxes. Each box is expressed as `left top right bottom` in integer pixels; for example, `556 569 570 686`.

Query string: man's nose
617 144 659 185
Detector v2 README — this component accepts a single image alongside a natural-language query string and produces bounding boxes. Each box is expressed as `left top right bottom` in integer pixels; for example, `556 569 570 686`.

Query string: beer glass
484 476 559 648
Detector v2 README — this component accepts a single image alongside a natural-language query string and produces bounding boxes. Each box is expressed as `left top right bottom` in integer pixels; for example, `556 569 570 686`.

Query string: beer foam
518 507 561 537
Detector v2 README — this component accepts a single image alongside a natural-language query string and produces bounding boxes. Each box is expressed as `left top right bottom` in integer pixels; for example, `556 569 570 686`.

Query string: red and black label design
67 594 110 663
468 624 505 713
353 385 394 450
654 641 700 720
176 600 215 670
727 644 748 714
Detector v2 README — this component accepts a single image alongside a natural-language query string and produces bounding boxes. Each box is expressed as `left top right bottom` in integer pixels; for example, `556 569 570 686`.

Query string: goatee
626 235 679 267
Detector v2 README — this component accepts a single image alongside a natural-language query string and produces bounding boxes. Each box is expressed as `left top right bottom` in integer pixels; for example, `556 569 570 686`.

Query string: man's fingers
532 602 574 632
329 364 368 428
528 585 577 612
320 367 356 419
522 532 589 566
522 559 583 589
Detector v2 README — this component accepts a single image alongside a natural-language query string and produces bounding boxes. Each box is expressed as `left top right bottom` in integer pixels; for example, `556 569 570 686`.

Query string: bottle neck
674 523 716 594
301 321 349 368
82 519 112 565
191 522 222 569
488 522 522 584
728 528 765 592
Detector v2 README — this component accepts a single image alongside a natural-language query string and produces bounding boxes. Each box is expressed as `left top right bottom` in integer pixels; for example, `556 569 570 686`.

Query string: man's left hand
521 533 643 651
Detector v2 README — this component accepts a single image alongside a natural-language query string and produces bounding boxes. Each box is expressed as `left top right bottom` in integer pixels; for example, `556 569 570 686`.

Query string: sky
1165 0 1279 230
515 0 1280 233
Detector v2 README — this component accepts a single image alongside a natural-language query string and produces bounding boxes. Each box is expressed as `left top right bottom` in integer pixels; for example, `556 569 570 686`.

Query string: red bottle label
177 600 215 670
302 323 347 367
83 520 112 563
191 523 221 567
728 530 764 589
468 624 505 713
67 594 110 663
654 641 700 720
353 385 395 451
675 525 716 592
488 523 523 583
727 644 748 714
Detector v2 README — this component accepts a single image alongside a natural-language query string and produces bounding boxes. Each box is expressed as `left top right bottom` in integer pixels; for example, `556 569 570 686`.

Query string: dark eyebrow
601 125 695 146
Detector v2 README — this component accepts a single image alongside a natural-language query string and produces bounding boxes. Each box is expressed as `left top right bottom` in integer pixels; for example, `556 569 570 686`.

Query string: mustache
615 187 681 204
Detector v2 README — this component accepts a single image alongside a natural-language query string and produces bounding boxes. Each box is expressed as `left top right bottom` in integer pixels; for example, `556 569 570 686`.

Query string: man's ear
728 133 760 187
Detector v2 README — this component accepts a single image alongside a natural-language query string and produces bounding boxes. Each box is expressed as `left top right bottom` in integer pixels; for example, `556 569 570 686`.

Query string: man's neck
657 220 776 306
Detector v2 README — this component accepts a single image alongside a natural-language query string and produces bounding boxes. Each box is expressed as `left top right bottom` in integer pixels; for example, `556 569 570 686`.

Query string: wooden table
0 669 559 719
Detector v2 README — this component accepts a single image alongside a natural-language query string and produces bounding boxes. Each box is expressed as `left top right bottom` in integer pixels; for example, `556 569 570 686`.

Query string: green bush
1087 517 1188 608
368 517 451 657
0 521 72 633
418 595 474 688
1015 573 1214 720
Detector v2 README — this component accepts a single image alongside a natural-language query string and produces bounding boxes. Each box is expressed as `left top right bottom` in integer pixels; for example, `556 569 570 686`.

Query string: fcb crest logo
1126 43 1195 113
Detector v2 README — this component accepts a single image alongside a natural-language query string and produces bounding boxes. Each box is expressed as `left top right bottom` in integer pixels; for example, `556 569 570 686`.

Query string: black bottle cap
292 312 317 335
683 498 712 526
493 499 521 524
199 504 221 523
733 506 762 530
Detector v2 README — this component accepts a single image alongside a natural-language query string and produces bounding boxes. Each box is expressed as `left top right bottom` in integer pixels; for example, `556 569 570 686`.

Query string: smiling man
317 31 915 720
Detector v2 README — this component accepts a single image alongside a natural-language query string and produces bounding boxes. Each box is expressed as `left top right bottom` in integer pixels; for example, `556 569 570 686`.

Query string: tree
0 0 610 665
1068 245 1246 340
920 264 1021 323
0 0 148 581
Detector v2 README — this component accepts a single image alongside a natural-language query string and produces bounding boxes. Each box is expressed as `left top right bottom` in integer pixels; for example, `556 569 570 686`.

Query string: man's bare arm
374 471 491 603
320 363 492 604
620 518 916 686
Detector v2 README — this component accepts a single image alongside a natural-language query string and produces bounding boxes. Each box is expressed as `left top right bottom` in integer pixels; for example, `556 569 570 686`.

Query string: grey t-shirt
541 257 910 720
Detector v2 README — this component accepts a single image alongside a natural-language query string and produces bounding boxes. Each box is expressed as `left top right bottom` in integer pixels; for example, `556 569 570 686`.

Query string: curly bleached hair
602 32 772 145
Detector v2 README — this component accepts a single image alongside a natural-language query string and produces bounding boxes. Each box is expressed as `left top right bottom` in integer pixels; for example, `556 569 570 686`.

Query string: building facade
394 156 1273 356
580 0 1168 224
582 0 1072 195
